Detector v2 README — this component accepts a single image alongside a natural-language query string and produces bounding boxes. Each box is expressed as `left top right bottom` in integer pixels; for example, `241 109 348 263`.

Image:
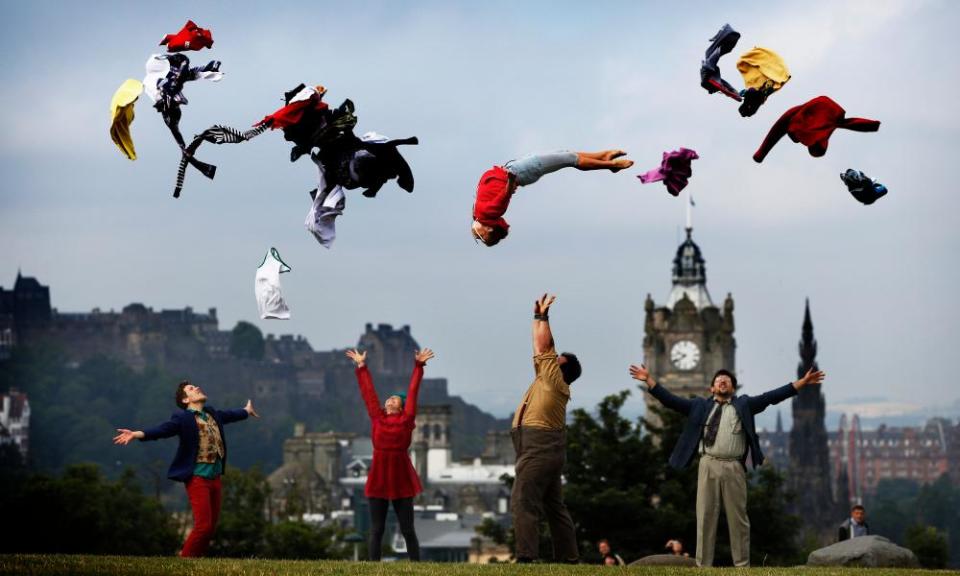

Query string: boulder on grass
629 554 697 567
807 535 919 568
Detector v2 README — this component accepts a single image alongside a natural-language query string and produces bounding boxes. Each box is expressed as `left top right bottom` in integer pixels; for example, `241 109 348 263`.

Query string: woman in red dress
346 347 434 561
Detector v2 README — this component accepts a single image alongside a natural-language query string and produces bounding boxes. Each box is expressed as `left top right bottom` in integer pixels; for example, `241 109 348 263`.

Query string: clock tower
642 227 736 429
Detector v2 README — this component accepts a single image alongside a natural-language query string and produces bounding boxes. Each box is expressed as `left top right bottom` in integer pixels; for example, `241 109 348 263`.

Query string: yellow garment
737 47 791 92
110 79 143 160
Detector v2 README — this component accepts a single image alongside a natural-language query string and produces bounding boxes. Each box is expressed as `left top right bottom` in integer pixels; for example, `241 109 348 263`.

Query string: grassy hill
2 555 955 576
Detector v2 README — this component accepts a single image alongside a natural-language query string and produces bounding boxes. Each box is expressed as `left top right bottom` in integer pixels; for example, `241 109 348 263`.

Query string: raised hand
113 428 141 445
345 349 367 368
794 367 826 389
245 399 260 418
534 293 557 316
415 348 435 365
629 364 656 388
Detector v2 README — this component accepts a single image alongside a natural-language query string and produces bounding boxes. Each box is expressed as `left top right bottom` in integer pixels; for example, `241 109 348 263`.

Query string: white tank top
255 248 291 319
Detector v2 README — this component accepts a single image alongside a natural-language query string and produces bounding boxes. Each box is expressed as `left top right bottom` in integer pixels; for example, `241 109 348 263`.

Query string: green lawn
1 556 957 576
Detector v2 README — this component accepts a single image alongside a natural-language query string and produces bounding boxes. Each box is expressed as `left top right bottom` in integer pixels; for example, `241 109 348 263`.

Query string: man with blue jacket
113 380 259 557
629 363 824 567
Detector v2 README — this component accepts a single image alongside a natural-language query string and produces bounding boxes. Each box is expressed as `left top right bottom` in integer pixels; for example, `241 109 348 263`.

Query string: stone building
758 411 789 470
0 388 30 458
642 226 736 429
267 406 514 519
829 417 951 500
0 273 509 461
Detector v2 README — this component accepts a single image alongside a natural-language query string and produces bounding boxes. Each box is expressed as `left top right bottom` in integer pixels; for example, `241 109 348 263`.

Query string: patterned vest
194 413 225 464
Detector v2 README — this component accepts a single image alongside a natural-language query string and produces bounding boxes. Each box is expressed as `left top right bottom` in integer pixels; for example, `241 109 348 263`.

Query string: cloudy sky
2 0 958 430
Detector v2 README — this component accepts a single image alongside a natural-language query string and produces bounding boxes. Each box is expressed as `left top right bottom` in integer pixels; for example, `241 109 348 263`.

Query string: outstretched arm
405 349 434 417
746 367 825 414
532 294 557 355
347 349 381 421
216 399 259 425
113 429 145 445
630 364 694 415
115 415 182 444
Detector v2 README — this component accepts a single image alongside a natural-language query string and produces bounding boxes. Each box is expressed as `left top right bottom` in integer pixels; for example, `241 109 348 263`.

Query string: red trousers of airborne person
181 476 222 557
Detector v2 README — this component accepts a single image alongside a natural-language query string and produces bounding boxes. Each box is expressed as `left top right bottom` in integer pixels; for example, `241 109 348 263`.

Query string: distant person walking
511 293 582 563
630 364 825 567
113 380 259 557
346 347 434 561
838 505 870 541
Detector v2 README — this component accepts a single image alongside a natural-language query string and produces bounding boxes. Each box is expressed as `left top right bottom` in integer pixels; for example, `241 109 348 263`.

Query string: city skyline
4 268 956 432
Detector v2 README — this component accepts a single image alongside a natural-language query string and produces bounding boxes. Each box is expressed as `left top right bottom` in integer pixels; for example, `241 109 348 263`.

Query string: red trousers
181 476 222 557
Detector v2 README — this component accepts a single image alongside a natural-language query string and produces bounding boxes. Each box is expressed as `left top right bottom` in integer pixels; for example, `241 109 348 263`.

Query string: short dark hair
851 504 865 513
711 369 737 390
598 539 610 546
175 380 191 409
560 352 582 385
483 225 509 247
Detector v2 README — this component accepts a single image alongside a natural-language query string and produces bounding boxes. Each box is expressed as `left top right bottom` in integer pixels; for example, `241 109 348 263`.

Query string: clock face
670 340 700 370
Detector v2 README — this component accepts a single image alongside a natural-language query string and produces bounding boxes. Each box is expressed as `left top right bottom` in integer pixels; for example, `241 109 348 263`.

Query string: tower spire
685 189 693 233
798 298 819 379
788 297 833 530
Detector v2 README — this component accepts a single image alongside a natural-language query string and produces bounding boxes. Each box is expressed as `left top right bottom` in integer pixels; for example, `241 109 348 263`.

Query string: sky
1 0 958 430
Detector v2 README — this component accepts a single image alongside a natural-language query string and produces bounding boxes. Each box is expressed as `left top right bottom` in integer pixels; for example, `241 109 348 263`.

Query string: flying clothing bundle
306 159 347 249
160 20 214 52
696 24 883 203
753 96 881 162
736 47 790 117
841 169 888 205
109 79 144 160
637 148 700 196
108 20 223 186
255 248 291 320
699 24 791 116
171 83 417 249
700 24 743 101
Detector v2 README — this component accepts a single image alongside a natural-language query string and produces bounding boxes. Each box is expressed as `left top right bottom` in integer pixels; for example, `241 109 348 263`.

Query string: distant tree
264 521 348 559
230 321 265 360
906 525 949 569
210 465 270 557
0 463 179 555
564 390 663 563
869 475 959 568
475 517 507 546
744 466 803 565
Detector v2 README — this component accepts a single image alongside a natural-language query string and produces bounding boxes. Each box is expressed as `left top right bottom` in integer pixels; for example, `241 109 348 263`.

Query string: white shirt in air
255 247 291 320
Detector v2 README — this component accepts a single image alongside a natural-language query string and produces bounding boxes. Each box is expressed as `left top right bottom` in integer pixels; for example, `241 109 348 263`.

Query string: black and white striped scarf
173 124 268 198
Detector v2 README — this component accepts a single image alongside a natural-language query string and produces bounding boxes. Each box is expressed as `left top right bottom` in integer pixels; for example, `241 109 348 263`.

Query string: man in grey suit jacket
629 364 825 567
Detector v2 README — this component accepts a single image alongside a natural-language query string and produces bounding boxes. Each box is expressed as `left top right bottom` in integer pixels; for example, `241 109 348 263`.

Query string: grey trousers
511 427 579 562
696 455 750 567
503 150 578 187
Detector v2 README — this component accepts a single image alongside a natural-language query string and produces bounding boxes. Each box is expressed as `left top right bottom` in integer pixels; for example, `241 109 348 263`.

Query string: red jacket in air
472 166 512 233
753 96 880 162
356 363 424 500
256 94 329 130
160 20 214 52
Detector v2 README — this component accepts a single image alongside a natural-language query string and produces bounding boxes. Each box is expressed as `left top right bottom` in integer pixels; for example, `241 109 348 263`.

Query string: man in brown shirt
511 293 581 563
